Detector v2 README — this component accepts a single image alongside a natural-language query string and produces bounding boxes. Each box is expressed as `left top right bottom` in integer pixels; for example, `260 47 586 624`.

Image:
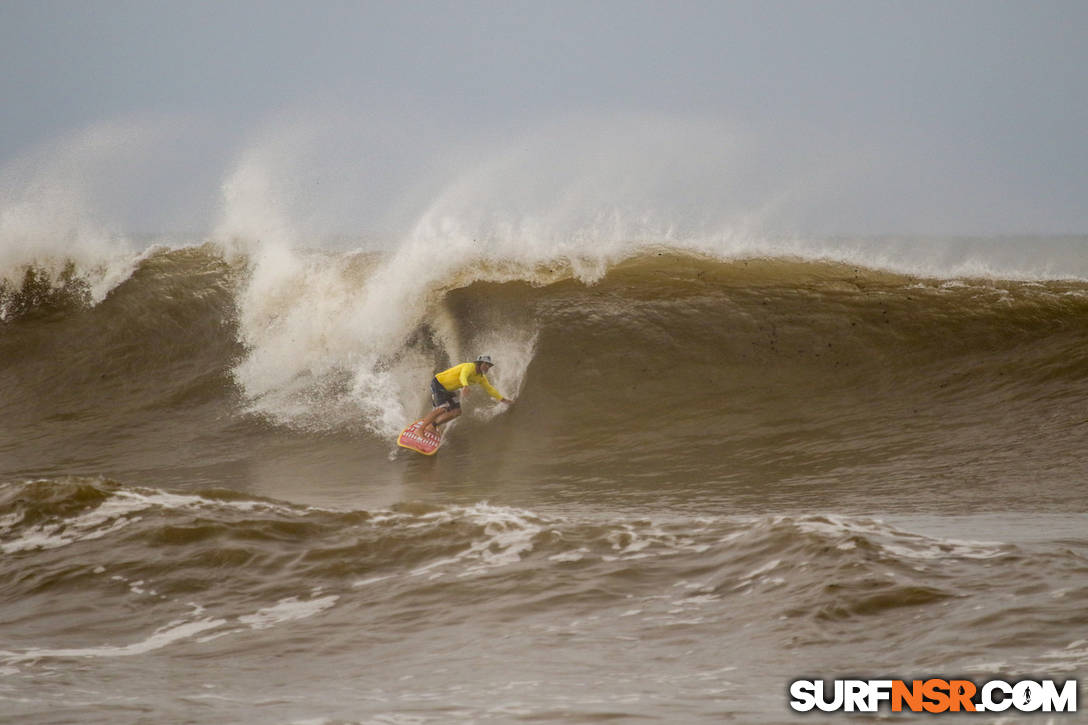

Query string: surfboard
397 419 442 455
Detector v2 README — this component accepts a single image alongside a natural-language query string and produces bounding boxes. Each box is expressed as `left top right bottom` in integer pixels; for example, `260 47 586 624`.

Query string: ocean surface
2 236 1087 723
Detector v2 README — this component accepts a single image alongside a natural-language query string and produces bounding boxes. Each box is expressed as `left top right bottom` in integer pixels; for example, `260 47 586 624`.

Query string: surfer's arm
480 372 504 400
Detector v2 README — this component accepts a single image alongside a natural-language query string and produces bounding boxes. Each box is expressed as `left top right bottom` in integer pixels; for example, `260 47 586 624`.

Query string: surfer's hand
502 397 515 404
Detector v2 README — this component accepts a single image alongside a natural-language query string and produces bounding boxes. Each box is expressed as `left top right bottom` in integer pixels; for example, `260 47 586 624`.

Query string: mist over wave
3 109 1087 345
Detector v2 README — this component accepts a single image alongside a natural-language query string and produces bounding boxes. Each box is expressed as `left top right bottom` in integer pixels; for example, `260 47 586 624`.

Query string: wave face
2 238 1088 722
3 242 1088 507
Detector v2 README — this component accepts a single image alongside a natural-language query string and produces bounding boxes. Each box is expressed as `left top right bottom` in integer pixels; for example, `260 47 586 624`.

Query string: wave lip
218 236 1088 441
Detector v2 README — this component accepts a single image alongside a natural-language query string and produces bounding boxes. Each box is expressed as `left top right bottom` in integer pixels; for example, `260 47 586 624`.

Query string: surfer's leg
433 408 462 429
422 378 456 433
423 408 459 435
420 405 445 431
425 388 461 434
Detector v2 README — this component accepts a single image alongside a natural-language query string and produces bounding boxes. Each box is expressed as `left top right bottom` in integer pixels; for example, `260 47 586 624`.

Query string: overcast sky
1 0 1086 237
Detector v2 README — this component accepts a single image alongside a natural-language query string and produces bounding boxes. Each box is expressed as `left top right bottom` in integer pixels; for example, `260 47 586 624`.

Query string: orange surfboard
397 419 442 455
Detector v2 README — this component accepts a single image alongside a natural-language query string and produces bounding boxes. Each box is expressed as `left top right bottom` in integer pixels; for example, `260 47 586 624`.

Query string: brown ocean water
1 244 1087 723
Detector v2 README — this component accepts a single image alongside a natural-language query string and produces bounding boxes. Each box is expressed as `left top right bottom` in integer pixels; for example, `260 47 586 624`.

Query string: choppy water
2 240 1087 722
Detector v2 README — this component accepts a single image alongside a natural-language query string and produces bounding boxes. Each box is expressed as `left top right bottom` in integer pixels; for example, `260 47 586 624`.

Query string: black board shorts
430 377 461 410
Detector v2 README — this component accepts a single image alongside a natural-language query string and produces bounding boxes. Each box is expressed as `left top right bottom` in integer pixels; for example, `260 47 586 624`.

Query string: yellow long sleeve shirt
434 362 504 400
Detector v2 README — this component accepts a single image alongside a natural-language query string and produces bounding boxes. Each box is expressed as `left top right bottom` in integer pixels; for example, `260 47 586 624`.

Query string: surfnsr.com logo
789 678 1077 714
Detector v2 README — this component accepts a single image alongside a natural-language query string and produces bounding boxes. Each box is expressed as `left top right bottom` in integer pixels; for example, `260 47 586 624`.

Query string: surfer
420 355 514 436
